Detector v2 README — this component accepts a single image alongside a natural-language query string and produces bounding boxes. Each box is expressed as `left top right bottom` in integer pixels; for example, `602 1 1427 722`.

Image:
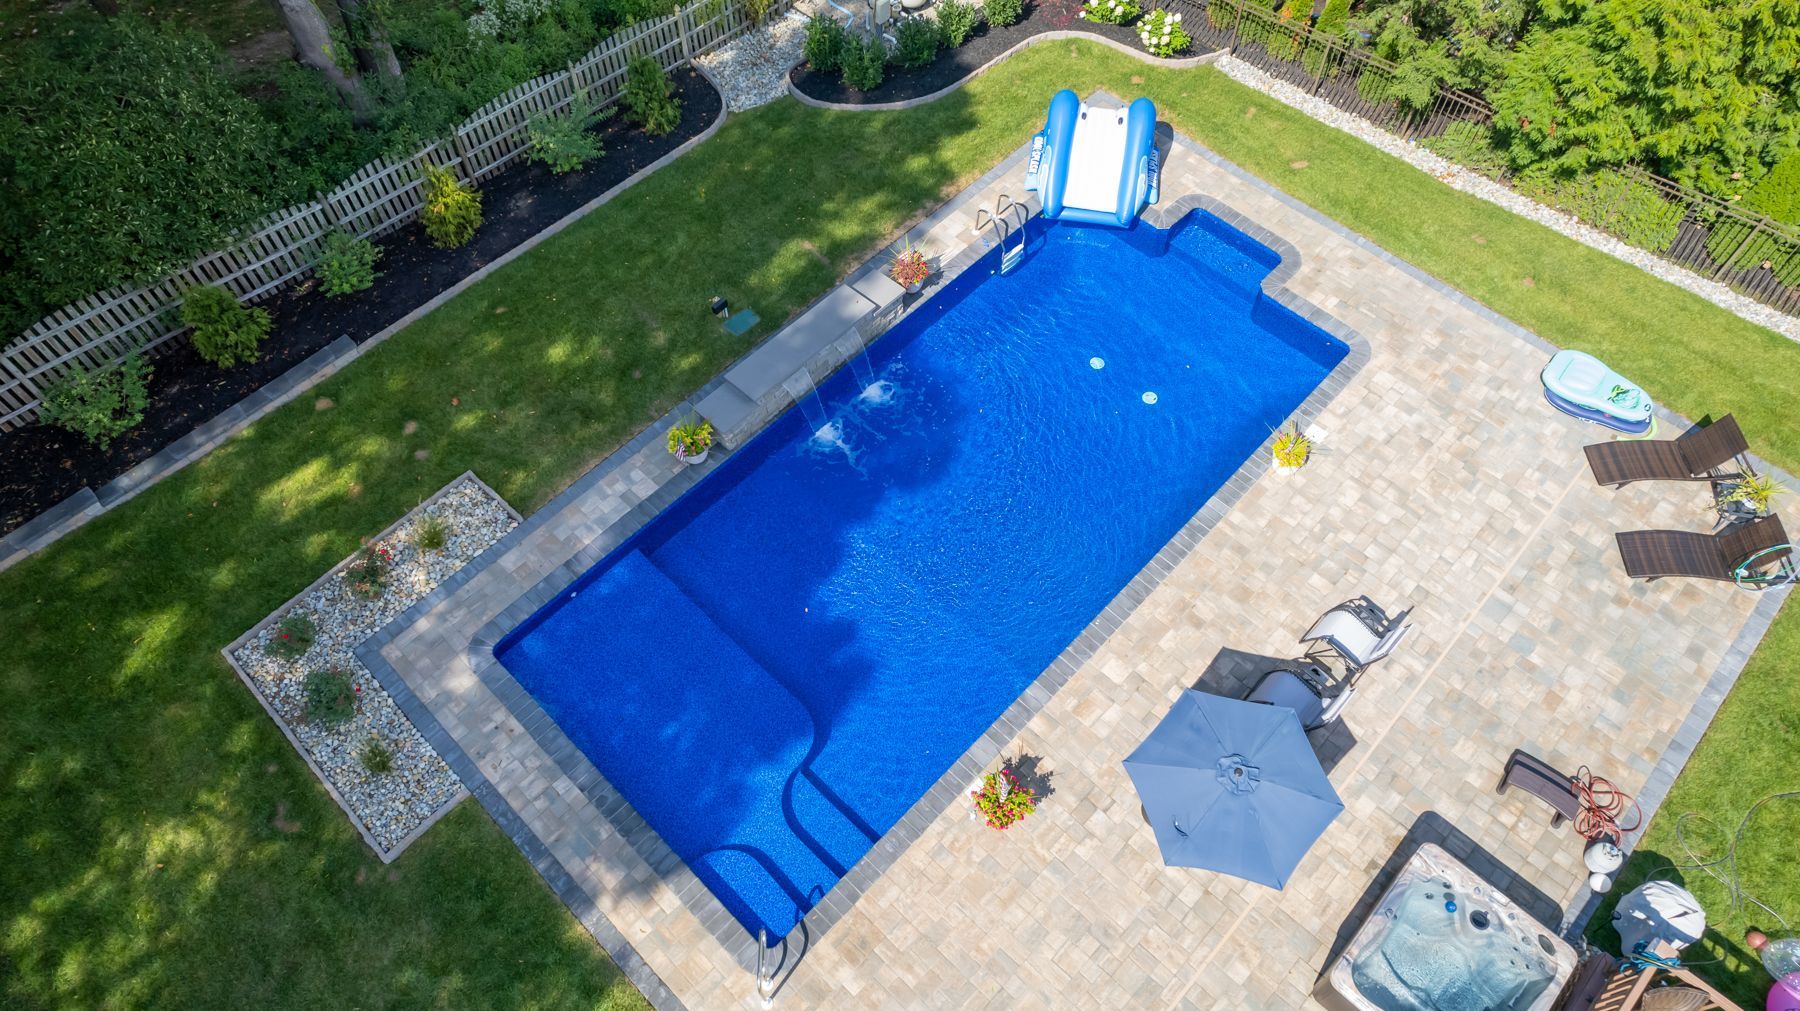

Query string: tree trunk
271 0 374 121
335 0 405 94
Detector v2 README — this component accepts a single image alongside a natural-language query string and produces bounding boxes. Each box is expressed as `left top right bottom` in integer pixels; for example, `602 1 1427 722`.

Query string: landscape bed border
219 471 522 862
358 124 1373 990
0 0 789 435
0 63 738 576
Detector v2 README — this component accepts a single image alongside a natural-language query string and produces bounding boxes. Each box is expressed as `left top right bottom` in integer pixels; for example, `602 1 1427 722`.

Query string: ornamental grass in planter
667 417 715 465
1271 425 1312 470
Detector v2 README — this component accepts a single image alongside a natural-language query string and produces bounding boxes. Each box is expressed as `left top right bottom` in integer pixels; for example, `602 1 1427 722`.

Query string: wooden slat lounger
1615 514 1790 582
1584 415 1749 488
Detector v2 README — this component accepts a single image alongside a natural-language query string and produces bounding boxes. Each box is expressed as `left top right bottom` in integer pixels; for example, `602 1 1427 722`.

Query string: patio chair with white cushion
1245 596 1412 732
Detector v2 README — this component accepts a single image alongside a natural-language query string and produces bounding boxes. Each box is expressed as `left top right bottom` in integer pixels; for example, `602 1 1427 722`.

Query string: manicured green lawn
2 41 1796 1008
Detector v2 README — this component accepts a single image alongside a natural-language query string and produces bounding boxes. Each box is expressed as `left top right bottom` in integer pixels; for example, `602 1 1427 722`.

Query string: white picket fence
0 0 783 432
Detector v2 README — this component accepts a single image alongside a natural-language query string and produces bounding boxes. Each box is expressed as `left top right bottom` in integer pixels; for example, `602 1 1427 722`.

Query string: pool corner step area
495 549 866 940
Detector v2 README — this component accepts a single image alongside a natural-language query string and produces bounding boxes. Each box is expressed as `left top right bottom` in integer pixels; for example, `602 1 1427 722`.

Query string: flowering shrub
972 768 1038 830
267 612 317 661
344 543 392 600
888 245 931 288
667 418 714 462
1079 0 1140 26
1137 8 1189 56
1271 425 1311 468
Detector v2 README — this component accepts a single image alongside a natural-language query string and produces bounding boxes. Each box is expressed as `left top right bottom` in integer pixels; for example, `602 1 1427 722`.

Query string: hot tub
1315 843 1577 1011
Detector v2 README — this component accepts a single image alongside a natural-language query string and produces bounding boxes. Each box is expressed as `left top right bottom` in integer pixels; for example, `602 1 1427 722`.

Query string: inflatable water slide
1025 89 1160 228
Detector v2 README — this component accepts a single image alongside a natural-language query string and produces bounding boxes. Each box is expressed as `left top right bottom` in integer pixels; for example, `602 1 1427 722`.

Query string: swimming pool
495 210 1347 943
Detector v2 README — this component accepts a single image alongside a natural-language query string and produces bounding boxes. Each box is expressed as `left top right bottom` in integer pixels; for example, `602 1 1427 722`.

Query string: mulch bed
789 0 1156 105
0 69 721 538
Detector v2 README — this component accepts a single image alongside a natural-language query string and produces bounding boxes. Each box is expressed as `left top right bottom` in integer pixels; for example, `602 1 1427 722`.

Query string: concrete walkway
363 130 1784 1010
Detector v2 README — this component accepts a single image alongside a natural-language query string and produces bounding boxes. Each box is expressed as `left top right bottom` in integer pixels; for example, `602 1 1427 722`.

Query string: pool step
787 769 880 877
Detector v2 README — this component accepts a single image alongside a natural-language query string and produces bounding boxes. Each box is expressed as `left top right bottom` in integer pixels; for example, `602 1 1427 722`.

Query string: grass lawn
3 40 1797 1008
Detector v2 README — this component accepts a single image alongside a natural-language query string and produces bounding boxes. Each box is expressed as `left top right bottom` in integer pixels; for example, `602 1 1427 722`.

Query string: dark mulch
0 69 721 538
790 0 1158 105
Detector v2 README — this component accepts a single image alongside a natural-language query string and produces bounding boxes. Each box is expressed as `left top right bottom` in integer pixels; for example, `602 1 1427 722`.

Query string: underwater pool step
786 769 880 877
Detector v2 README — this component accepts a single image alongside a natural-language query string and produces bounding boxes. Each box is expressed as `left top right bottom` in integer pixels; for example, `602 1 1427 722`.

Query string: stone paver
360 127 1786 1011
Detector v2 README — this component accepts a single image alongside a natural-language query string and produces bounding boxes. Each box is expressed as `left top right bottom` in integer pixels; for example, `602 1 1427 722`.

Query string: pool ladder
975 194 1030 274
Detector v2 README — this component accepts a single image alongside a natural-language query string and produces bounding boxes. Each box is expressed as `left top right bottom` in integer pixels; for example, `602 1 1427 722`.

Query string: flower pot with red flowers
888 243 932 293
972 768 1038 830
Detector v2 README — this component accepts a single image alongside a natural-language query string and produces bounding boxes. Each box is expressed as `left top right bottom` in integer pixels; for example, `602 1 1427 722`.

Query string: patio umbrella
1122 689 1343 889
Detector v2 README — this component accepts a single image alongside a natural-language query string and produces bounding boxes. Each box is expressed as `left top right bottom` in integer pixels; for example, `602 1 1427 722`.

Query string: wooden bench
1496 749 1580 830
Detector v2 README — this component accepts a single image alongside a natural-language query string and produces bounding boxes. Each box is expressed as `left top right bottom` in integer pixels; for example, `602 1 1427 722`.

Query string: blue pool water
496 211 1346 942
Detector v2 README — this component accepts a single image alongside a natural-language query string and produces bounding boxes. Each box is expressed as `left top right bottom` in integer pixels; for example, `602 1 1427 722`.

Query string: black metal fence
1170 0 1800 319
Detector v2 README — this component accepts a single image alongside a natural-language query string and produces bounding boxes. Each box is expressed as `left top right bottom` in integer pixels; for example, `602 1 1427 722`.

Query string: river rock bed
228 476 518 854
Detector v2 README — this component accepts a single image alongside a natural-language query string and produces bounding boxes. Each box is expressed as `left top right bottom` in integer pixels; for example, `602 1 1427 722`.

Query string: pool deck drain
360 122 1787 1010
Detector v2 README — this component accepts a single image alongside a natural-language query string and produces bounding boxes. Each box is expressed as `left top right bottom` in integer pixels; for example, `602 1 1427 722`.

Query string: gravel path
230 477 517 853
1211 55 1800 344
699 7 813 111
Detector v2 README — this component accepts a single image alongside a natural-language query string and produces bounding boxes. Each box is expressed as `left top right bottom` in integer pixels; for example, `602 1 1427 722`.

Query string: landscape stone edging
786 29 1220 112
427 117 1372 982
218 470 523 863
0 62 735 578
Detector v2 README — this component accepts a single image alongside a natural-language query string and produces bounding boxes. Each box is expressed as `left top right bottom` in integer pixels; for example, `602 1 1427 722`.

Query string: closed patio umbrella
1122 689 1343 889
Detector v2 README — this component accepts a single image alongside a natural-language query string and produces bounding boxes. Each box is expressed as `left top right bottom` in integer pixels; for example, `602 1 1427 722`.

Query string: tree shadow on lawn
1 84 1024 1007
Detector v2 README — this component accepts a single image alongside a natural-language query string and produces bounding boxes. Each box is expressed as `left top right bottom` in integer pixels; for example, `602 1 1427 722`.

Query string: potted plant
667 417 715 466
1717 473 1786 520
1271 425 1311 472
971 768 1038 830
888 243 932 293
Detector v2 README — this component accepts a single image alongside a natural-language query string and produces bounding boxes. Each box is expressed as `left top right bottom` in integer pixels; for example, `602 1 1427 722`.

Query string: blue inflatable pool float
1025 90 1159 228
1541 349 1655 436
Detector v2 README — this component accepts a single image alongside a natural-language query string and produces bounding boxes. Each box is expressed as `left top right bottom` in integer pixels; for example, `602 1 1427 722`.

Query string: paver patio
361 126 1786 1010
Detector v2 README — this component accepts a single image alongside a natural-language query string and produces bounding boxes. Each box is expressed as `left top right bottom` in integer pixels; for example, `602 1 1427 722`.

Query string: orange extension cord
1572 765 1643 842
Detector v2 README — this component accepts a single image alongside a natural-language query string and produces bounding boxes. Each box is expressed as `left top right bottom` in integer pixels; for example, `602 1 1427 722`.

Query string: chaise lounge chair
1583 415 1748 488
1615 513 1792 584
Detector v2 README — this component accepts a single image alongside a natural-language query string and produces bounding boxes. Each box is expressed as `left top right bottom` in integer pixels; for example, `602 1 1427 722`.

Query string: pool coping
354 107 1794 1007
358 118 1373 984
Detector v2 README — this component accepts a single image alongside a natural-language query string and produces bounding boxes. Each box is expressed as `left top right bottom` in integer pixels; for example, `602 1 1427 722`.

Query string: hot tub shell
1314 843 1578 1011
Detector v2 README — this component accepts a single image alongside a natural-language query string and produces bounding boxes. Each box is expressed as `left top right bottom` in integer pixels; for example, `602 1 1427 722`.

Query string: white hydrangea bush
1137 7 1190 56
1079 0 1142 26
467 0 560 39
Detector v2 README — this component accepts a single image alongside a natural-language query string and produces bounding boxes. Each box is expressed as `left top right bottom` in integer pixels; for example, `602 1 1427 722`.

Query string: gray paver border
404 129 1371 981
1161 126 1800 944
219 470 520 863
353 116 1796 1008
